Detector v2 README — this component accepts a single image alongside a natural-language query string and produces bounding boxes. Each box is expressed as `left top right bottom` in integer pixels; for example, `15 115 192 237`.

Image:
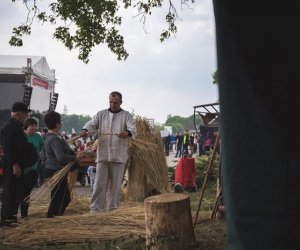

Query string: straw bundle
27 162 74 202
67 134 81 145
126 116 169 201
1 201 145 247
67 170 78 199
128 137 157 151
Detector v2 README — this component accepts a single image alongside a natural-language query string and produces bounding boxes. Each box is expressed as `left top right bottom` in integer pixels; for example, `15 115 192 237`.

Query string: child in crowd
87 165 96 192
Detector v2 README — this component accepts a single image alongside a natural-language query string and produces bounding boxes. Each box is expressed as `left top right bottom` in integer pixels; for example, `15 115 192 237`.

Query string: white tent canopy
0 55 55 81
0 55 57 112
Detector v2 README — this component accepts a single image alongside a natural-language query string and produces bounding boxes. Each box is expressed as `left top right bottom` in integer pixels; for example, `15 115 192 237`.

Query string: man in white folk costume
80 91 135 212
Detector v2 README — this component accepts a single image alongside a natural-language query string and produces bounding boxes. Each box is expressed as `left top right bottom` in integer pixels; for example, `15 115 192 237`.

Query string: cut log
144 193 195 250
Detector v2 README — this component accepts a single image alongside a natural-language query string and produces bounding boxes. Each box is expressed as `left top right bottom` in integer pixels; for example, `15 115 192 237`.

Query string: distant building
63 105 68 115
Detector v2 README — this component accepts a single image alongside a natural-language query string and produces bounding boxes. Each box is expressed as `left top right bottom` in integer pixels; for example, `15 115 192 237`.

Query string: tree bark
144 193 195 250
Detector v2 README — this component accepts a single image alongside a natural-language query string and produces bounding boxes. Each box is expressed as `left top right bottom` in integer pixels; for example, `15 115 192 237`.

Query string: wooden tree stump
144 193 195 250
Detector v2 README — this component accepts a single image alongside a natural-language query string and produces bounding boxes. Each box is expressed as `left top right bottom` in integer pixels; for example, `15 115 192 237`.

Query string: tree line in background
163 115 199 133
60 114 91 134
60 113 201 135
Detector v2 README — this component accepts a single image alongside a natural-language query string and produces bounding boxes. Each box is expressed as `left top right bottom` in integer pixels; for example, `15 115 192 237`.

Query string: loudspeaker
22 86 33 107
49 92 59 111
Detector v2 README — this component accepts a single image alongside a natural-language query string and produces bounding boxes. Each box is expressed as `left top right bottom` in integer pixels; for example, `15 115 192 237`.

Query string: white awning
0 55 56 82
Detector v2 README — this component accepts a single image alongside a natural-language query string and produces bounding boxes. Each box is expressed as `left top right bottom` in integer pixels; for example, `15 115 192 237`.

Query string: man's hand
13 163 21 177
119 131 129 138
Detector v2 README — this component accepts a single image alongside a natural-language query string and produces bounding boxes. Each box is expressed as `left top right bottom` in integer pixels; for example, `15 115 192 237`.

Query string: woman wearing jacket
43 111 84 218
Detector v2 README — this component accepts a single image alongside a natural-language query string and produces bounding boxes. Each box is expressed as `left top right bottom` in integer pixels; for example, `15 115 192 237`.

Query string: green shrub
195 155 219 189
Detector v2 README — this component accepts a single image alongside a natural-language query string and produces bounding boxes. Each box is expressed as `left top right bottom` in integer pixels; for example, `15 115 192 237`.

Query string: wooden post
144 193 195 250
193 130 220 227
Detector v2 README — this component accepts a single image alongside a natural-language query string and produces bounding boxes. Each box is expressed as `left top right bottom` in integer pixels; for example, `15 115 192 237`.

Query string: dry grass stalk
28 162 74 202
67 131 96 144
67 170 78 200
126 116 169 201
67 134 81 145
1 201 145 247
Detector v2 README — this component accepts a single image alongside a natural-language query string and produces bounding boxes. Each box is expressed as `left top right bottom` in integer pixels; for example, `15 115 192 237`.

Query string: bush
195 155 219 189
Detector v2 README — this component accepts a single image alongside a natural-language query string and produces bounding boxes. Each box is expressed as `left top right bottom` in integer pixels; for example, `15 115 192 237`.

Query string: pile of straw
126 116 169 201
1 200 145 247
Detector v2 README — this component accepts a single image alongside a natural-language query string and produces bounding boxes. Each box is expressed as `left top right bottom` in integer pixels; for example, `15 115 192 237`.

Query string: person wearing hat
0 102 37 227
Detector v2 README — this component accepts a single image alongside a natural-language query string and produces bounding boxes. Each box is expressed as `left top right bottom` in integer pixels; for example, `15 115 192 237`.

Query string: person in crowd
75 139 85 152
169 133 176 152
198 133 204 156
163 132 171 156
193 133 198 154
36 128 48 186
80 91 136 212
43 111 84 218
61 131 69 141
182 130 191 156
41 128 48 140
175 132 183 158
84 140 97 186
87 165 96 192
15 118 44 218
0 102 37 226
204 132 212 152
74 139 86 186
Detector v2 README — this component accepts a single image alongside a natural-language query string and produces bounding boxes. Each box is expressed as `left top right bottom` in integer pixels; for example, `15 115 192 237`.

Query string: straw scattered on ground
1 199 146 247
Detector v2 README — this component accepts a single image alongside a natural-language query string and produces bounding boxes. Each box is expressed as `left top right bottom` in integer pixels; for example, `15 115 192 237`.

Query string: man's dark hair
24 117 37 130
110 91 122 100
44 111 61 129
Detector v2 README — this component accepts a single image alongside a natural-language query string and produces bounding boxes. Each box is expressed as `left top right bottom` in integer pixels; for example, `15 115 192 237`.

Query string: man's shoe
0 220 19 228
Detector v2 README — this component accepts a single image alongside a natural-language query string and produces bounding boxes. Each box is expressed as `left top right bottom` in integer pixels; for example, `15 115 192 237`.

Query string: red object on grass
175 157 196 190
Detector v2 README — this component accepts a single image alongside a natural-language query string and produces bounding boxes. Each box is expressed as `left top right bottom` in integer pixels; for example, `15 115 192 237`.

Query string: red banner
32 77 49 89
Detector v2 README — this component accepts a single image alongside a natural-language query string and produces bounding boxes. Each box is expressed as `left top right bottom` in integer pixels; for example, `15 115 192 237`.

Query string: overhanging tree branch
9 0 196 63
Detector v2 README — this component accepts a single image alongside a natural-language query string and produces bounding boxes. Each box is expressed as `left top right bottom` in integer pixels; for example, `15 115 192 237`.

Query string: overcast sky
0 0 218 124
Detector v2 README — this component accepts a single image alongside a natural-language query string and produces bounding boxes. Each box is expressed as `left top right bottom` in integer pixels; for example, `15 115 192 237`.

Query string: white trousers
90 162 125 212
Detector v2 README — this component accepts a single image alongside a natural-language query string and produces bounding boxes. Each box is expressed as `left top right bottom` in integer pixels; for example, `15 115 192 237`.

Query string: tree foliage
212 70 218 84
165 114 197 133
60 113 91 134
10 0 195 63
